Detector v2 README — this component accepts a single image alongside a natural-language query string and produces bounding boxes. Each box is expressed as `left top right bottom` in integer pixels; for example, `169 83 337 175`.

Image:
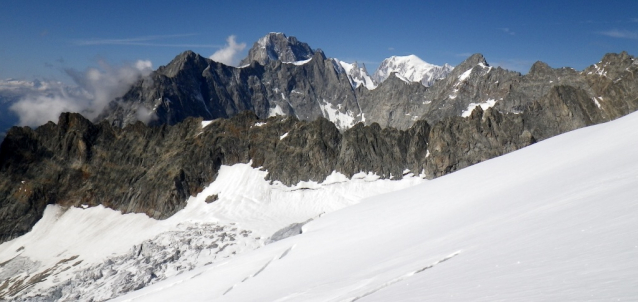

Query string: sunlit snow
458 68 473 82
284 58 312 66
201 120 213 128
461 98 497 117
338 60 377 90
319 99 357 130
373 55 453 87
268 104 285 117
114 110 638 302
0 163 424 300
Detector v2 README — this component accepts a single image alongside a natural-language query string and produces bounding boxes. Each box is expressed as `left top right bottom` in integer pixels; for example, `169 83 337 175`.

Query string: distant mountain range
98 32 458 130
98 33 638 134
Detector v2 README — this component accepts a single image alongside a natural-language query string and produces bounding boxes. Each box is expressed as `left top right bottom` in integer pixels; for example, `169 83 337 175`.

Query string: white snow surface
115 111 638 301
201 120 213 128
337 60 376 90
461 98 497 117
372 55 453 87
319 99 357 130
0 164 424 300
457 67 473 82
268 104 285 117
284 58 312 66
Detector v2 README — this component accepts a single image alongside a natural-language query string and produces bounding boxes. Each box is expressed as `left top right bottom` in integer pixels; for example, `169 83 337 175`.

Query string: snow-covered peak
337 60 377 90
373 55 454 87
240 33 315 66
257 32 286 47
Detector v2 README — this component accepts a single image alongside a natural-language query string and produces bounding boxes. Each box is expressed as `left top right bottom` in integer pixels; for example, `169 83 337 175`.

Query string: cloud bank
209 35 246 66
9 60 153 127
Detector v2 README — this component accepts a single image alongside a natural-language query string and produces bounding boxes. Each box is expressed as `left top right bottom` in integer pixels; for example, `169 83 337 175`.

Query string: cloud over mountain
9 60 153 127
209 35 246 66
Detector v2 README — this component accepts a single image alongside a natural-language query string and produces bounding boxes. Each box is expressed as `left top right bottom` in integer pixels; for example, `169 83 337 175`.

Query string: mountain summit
372 55 453 87
239 32 315 66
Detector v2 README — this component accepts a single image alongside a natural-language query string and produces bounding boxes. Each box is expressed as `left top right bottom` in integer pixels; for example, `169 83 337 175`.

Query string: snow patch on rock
462 99 497 117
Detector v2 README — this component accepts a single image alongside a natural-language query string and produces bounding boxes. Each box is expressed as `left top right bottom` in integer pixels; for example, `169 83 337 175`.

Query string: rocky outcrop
357 74 431 129
0 113 204 242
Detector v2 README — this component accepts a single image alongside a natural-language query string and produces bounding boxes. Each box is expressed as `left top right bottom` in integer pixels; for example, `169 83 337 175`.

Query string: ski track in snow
111 110 638 302
225 245 297 297
349 251 461 302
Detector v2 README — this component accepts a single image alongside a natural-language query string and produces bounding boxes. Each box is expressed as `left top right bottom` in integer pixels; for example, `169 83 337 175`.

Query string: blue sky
0 0 637 82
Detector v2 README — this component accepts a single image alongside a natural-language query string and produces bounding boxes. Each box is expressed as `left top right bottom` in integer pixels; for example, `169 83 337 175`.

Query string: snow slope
0 164 424 300
373 55 453 87
114 111 638 301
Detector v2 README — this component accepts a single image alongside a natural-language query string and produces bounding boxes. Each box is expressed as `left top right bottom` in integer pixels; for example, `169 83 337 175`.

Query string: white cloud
9 93 84 127
9 60 154 127
598 29 638 39
500 28 516 36
209 35 246 66
135 105 158 124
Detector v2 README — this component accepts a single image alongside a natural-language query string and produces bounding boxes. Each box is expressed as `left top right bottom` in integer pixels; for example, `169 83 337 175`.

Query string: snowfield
112 111 638 301
0 164 424 300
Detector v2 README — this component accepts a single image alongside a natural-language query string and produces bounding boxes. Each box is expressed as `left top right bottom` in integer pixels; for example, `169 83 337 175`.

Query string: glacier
0 164 425 301
111 110 638 301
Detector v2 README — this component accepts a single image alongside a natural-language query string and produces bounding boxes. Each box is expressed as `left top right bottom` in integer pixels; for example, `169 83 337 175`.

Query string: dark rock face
239 32 315 66
0 111 427 243
0 113 203 242
101 50 365 130
99 34 433 131
357 74 431 129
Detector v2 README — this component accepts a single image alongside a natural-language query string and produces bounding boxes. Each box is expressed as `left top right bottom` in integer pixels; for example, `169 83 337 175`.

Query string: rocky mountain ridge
99 33 452 130
2 48 637 244
99 33 637 133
